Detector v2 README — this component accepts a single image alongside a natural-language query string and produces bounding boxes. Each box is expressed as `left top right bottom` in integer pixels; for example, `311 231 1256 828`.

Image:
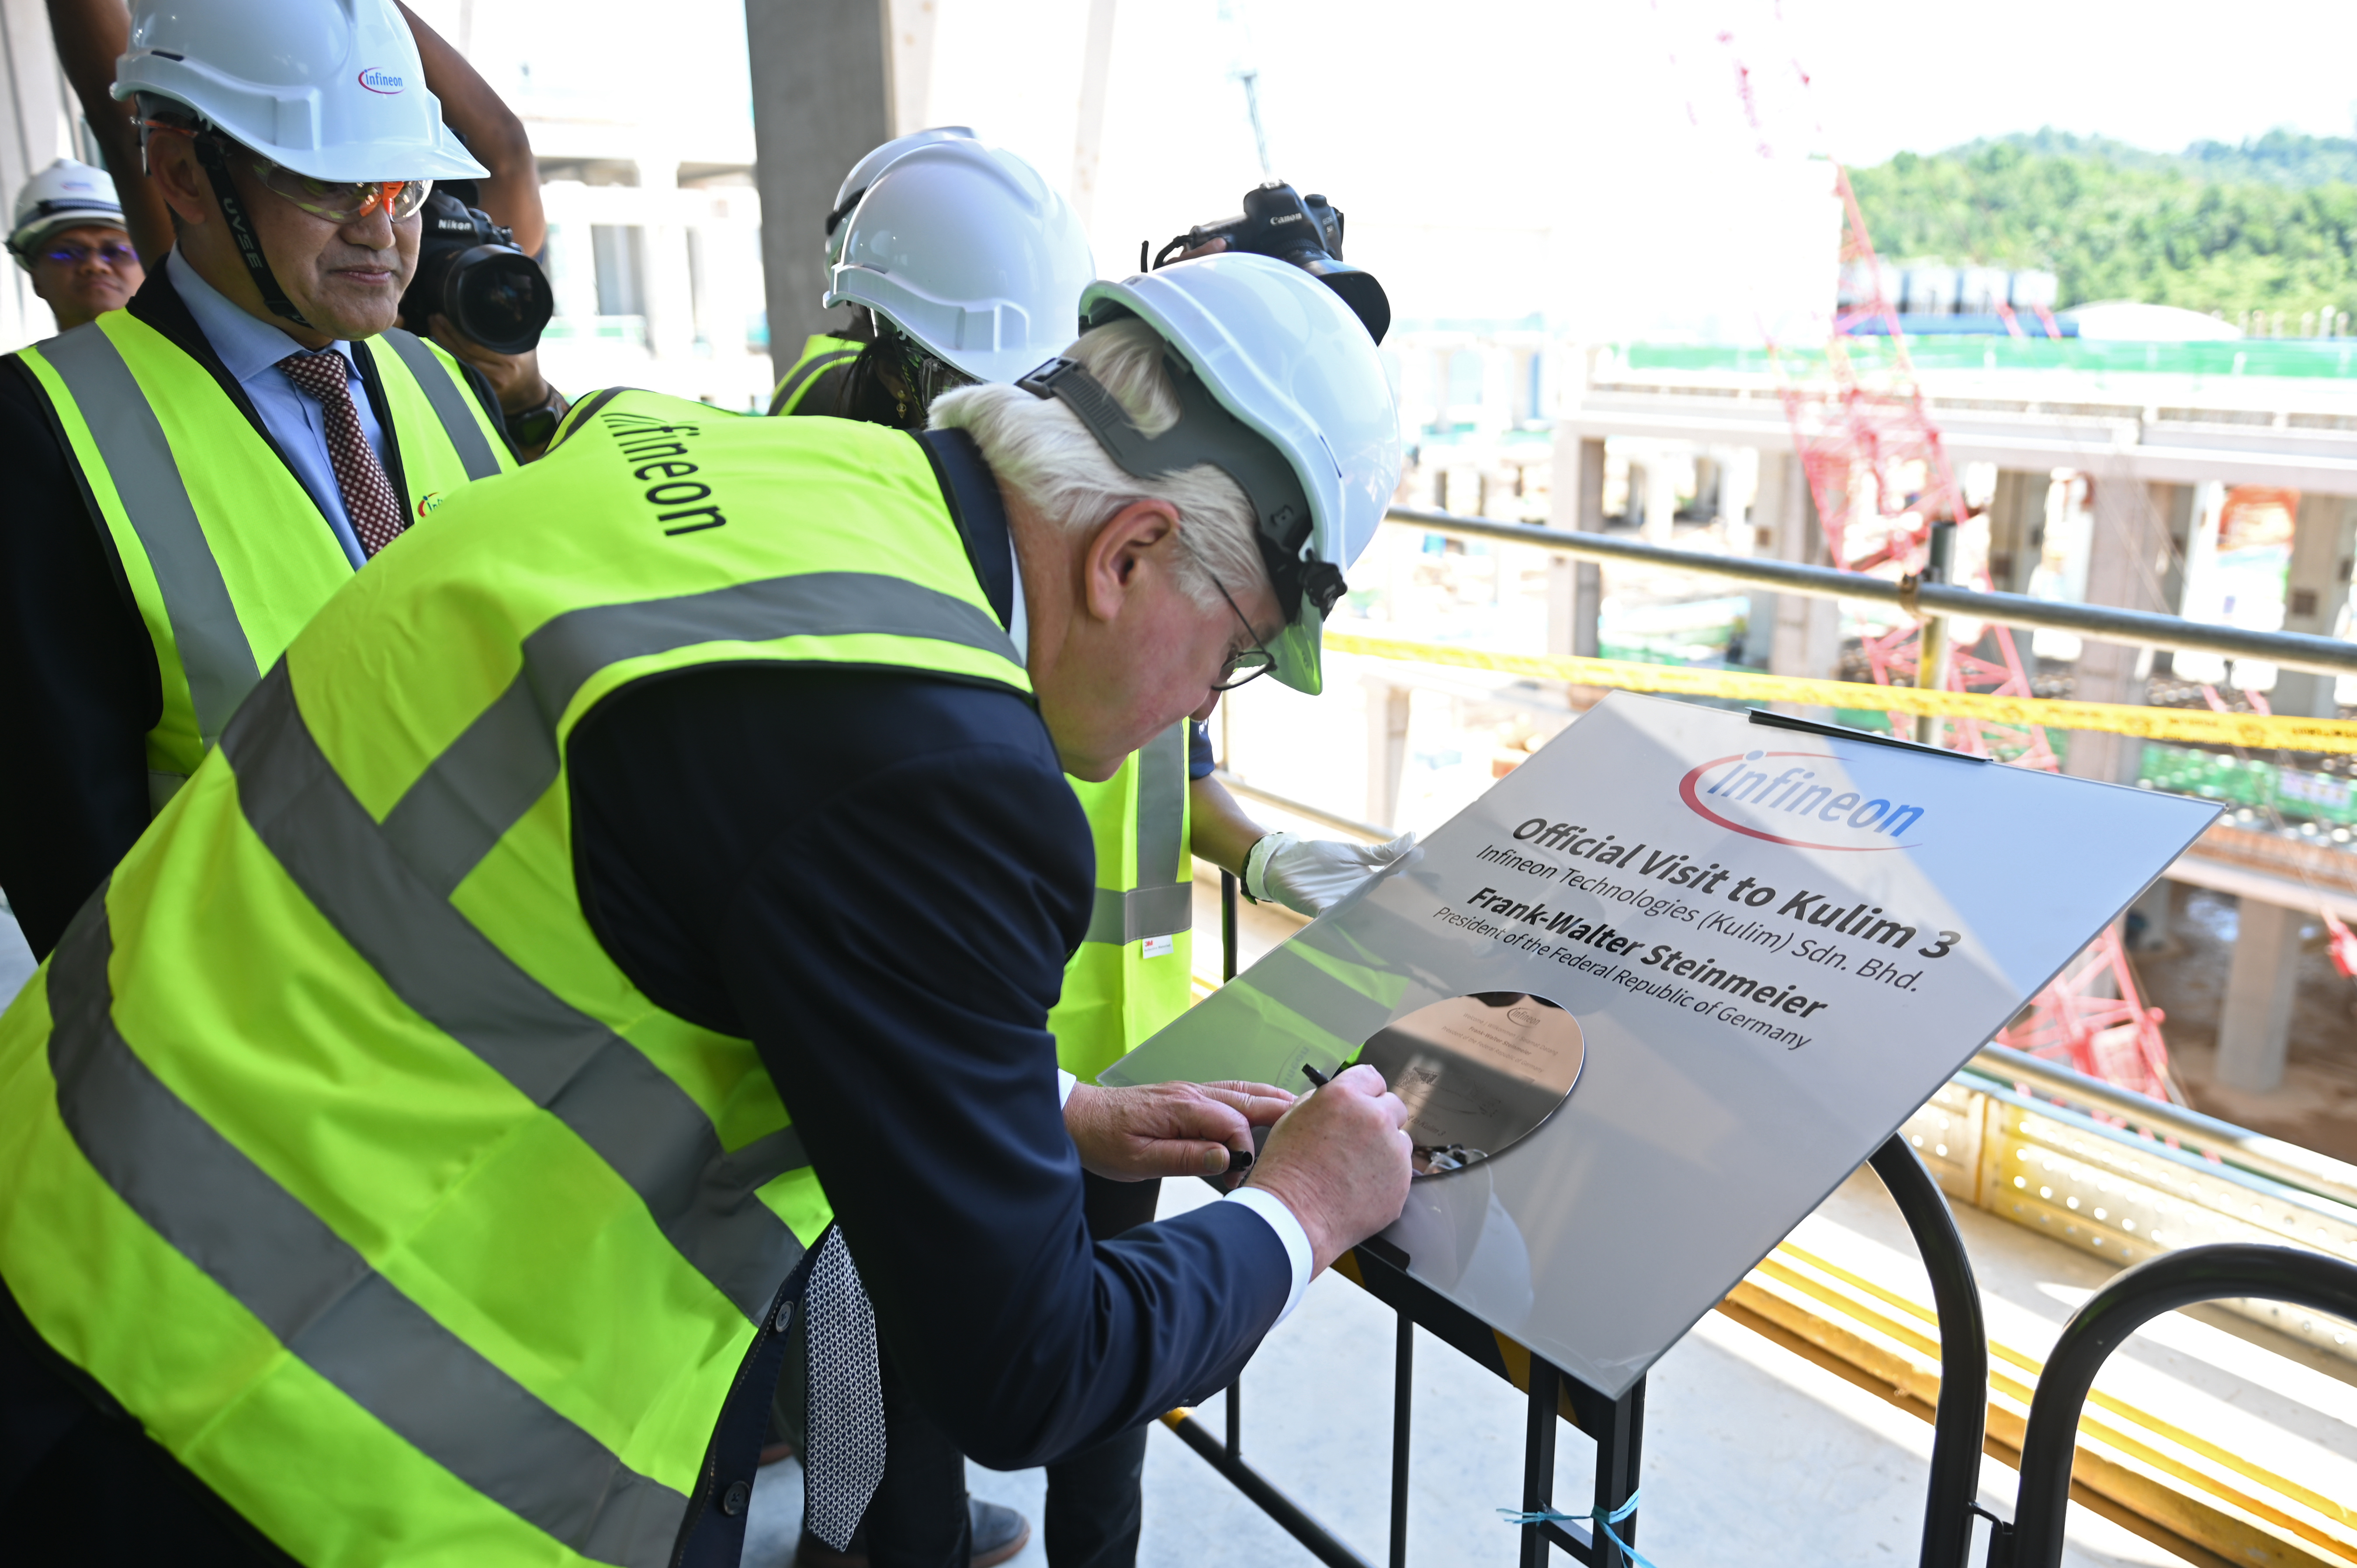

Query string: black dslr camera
401 183 554 355
1153 180 1389 343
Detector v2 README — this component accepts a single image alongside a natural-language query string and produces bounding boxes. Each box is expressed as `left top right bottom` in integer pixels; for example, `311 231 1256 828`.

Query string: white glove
1243 831 1419 917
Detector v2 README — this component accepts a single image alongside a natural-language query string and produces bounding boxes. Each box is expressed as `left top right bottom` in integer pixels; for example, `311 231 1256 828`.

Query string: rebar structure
1754 145 2174 1101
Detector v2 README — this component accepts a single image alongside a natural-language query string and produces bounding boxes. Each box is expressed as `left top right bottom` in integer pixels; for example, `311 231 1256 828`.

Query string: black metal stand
1867 1139 1990 1568
1171 895 2007 1568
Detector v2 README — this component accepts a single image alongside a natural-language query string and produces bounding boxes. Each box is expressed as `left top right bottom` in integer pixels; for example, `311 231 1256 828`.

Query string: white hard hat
825 126 977 267
112 0 487 183
9 159 125 263
825 140 1095 385
1024 253 1402 696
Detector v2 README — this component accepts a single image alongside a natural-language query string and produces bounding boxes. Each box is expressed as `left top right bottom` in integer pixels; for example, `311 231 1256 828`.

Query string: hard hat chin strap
191 133 312 331
1016 353 1342 618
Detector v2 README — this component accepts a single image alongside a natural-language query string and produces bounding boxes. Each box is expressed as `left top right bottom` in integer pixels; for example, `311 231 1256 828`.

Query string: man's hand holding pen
1244 1063 1413 1276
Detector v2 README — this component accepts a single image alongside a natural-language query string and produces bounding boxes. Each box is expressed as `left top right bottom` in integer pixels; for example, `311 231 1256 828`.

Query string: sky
915 0 2357 339
416 0 2357 343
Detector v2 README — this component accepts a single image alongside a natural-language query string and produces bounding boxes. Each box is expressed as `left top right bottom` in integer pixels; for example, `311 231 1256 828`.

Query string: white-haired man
0 253 1413 1568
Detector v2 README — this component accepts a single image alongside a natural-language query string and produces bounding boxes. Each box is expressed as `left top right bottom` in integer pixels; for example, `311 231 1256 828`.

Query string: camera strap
192 134 313 331
1016 353 1341 616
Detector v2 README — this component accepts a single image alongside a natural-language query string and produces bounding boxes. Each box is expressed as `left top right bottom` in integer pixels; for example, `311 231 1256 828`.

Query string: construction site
0 3 2354 1568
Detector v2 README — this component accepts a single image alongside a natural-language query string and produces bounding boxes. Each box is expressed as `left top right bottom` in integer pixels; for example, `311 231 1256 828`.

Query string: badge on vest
1142 934 1175 959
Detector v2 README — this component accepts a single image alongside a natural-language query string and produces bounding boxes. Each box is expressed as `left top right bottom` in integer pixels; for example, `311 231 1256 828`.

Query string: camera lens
446 246 554 355
1290 255 1391 344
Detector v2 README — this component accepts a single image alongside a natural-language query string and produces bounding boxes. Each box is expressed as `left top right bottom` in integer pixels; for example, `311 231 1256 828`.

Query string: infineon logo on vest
602 410 726 536
1678 750 1926 851
357 67 405 93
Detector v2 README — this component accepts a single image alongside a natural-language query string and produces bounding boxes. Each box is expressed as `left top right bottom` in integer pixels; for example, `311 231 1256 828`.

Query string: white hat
825 127 978 267
9 159 126 263
113 0 487 182
825 140 1095 385
1032 253 1403 696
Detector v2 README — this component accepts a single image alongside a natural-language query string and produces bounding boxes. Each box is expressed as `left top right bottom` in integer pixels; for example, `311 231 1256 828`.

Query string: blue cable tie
1496 1488 1660 1568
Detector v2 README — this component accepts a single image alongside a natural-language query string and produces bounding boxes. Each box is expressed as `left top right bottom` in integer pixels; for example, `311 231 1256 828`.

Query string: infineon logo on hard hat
357 67 406 94
1677 750 1926 851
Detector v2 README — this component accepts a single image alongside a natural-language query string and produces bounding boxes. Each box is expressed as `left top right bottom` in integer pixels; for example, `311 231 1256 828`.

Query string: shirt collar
166 247 357 385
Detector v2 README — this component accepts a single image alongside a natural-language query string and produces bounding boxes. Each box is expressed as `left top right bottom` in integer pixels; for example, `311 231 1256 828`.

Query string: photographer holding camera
401 179 564 453
0 0 522 961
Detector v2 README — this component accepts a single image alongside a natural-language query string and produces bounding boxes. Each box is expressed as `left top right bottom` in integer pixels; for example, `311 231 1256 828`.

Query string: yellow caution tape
1324 633 2357 755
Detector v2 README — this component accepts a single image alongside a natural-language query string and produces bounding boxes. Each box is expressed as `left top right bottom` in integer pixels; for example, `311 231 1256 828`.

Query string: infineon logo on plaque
1103 692 2215 1396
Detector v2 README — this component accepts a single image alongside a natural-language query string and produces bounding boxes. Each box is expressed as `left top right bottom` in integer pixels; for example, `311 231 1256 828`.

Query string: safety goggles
244 159 432 224
40 239 138 267
144 124 432 224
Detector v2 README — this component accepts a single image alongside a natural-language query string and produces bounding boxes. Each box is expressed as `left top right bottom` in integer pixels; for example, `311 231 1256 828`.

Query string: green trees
1848 131 2357 324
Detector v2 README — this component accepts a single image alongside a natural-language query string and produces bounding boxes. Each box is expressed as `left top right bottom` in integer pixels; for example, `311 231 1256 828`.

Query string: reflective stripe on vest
1050 723 1195 1082
1084 723 1191 944
767 333 865 416
14 314 516 809
220 660 812 1319
375 326 509 481
38 896 691 1568
0 391 1029 1566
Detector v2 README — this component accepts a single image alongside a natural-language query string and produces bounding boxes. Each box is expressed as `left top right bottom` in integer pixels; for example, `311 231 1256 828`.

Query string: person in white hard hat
47 0 563 443
774 135 1412 1568
7 157 142 329
764 124 980 417
0 251 1415 1568
0 0 520 965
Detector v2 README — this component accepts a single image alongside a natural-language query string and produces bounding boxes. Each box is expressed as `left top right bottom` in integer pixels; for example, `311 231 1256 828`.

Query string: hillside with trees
1847 130 2357 324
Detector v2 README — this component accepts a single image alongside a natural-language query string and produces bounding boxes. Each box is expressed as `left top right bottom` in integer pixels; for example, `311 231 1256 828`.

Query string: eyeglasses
41 240 137 268
245 159 432 224
1208 574 1277 692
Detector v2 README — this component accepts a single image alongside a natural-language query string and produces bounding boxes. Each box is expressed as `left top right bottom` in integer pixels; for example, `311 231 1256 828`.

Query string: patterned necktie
277 349 408 557
800 1227 888 1551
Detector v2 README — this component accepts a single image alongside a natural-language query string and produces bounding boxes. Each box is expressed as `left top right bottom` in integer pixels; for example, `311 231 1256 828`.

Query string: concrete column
1764 459 1840 682
2217 898 2305 1093
1984 469 2050 594
1640 452 1678 544
2062 476 2173 785
2125 878 2173 953
1691 455 1720 523
1366 680 1412 828
2153 483 2197 625
886 0 943 138
2273 493 2357 717
1718 446 1755 539
1546 433 1604 659
1068 0 1116 225
634 156 696 360
746 0 890 360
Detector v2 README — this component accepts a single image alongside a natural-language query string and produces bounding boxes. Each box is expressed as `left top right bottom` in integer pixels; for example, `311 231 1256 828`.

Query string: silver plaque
1354 992 1585 1177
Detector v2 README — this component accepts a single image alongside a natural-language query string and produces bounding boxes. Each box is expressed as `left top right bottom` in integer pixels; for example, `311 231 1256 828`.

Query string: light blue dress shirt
166 248 386 568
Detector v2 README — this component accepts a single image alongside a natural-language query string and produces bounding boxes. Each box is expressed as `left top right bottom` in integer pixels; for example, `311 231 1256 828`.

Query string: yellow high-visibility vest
0 390 1027 1567
12 313 514 809
766 331 866 415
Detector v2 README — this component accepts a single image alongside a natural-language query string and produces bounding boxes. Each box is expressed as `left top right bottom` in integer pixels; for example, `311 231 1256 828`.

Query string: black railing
1993 1243 2357 1568
1383 503 2357 679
